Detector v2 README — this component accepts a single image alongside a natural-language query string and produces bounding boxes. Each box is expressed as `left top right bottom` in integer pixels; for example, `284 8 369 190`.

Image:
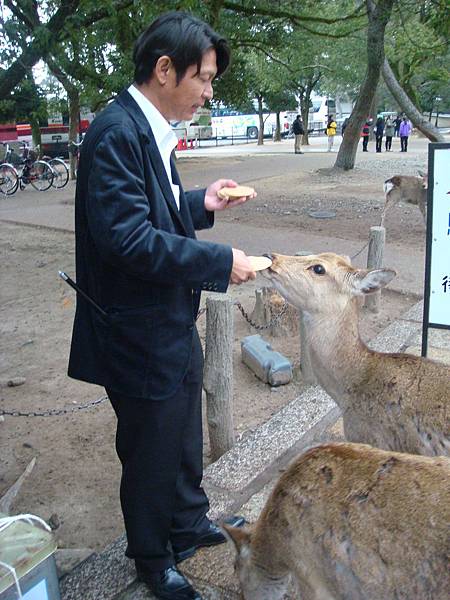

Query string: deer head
224 524 289 600
261 253 396 315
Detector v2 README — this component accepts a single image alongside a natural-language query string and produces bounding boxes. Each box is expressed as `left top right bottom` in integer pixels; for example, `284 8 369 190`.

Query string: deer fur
225 442 450 600
382 174 427 225
262 252 450 456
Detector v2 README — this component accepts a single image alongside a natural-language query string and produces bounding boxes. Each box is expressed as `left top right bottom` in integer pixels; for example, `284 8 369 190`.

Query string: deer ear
222 524 252 552
417 171 428 187
351 268 396 295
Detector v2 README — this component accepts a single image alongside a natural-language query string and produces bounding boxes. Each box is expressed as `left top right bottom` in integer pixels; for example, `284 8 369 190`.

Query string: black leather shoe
136 565 203 599
173 515 246 563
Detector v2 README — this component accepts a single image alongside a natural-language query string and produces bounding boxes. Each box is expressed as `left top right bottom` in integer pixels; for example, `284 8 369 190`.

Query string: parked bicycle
39 151 69 189
0 142 54 195
0 147 18 195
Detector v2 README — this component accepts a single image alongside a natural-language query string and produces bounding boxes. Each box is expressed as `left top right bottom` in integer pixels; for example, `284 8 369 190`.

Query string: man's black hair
133 11 230 85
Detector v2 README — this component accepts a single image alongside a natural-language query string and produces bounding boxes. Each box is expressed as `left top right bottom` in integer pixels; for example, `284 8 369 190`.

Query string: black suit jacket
68 90 233 400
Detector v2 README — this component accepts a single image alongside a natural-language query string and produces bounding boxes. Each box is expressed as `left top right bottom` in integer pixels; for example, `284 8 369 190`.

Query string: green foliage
0 77 47 124
1 0 446 130
385 0 449 111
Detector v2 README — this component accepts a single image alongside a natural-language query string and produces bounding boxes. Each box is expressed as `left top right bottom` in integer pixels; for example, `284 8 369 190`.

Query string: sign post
422 142 450 356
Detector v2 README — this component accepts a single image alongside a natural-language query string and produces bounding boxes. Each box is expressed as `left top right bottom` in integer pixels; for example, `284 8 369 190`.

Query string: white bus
210 109 294 139
171 107 213 141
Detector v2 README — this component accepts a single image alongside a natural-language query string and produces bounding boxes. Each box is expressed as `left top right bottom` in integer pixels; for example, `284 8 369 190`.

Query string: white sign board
428 145 450 326
23 579 49 600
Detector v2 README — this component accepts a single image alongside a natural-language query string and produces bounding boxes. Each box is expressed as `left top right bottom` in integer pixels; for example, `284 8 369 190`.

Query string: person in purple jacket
399 116 412 152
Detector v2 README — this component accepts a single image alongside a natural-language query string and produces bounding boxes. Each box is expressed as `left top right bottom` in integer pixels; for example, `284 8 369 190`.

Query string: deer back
227 443 450 600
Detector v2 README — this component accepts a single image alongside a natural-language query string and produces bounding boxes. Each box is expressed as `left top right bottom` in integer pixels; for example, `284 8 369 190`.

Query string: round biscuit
217 185 255 199
248 256 272 271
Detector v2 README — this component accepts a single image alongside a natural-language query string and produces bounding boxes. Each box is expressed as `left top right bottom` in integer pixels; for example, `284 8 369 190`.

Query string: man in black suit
68 11 256 600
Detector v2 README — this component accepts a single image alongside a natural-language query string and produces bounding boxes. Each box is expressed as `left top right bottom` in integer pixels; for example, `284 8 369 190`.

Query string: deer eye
309 264 326 275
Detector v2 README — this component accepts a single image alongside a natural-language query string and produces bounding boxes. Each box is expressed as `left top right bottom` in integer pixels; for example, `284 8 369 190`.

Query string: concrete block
241 334 292 386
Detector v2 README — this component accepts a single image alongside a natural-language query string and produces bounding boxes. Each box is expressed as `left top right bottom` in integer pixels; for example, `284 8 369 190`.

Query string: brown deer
261 252 450 456
382 173 427 226
225 442 450 600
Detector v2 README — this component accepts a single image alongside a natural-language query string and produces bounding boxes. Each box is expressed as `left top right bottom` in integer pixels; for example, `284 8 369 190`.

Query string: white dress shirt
127 84 180 209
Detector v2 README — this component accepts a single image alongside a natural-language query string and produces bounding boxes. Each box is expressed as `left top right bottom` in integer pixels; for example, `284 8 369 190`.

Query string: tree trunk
273 111 282 142
301 92 311 146
257 95 264 145
382 58 445 143
47 57 80 179
335 0 394 170
68 89 80 180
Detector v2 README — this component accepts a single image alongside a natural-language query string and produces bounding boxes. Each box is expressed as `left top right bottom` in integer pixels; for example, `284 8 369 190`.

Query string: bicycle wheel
0 163 19 195
49 158 69 189
29 160 54 191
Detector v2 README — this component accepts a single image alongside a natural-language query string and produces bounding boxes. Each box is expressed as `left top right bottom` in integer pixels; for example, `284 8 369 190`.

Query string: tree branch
4 0 36 31
222 0 367 25
382 57 445 142
0 0 133 99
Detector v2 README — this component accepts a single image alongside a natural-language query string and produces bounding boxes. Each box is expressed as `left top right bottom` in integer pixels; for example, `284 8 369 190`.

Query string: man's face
164 48 217 121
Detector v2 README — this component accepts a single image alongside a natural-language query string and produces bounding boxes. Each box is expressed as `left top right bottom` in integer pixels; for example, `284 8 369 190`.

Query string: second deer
382 173 427 226
225 442 450 600
262 252 450 456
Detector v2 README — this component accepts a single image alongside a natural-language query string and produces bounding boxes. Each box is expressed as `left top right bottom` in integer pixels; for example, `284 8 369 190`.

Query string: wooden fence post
365 225 386 313
203 295 235 461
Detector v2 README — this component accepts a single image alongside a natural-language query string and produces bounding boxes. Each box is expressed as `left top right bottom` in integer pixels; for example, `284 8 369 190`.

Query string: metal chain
351 240 369 260
5 299 287 418
234 299 289 330
197 298 289 330
0 394 108 417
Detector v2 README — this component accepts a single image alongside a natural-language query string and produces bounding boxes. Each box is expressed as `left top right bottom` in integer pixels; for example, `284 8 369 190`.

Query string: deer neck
302 298 371 407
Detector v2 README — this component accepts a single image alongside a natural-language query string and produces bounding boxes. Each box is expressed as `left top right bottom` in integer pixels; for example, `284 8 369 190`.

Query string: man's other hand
205 179 256 212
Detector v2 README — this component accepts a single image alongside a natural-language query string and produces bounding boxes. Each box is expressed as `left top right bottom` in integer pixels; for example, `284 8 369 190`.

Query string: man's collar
127 84 177 150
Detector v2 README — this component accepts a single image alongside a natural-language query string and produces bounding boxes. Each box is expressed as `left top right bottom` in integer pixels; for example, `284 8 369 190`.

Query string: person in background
292 114 304 154
399 116 412 152
68 11 255 600
326 114 337 152
361 120 371 152
393 114 402 137
375 116 385 153
384 117 394 151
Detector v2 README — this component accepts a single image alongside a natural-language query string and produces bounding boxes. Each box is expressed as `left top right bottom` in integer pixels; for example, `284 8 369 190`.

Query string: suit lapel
171 157 196 239
116 89 188 236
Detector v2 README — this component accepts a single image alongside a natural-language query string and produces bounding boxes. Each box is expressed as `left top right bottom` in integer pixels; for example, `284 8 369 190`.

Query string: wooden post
365 225 386 313
203 295 235 461
250 288 271 328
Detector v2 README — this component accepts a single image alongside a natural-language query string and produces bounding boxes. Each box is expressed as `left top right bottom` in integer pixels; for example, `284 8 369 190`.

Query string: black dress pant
385 136 392 151
107 328 209 571
375 135 383 152
362 136 369 151
400 136 408 151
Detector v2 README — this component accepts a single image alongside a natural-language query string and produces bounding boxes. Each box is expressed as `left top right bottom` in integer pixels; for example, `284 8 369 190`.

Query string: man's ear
154 55 172 85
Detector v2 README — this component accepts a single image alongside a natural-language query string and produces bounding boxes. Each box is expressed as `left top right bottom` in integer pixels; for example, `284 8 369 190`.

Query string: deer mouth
262 253 276 273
